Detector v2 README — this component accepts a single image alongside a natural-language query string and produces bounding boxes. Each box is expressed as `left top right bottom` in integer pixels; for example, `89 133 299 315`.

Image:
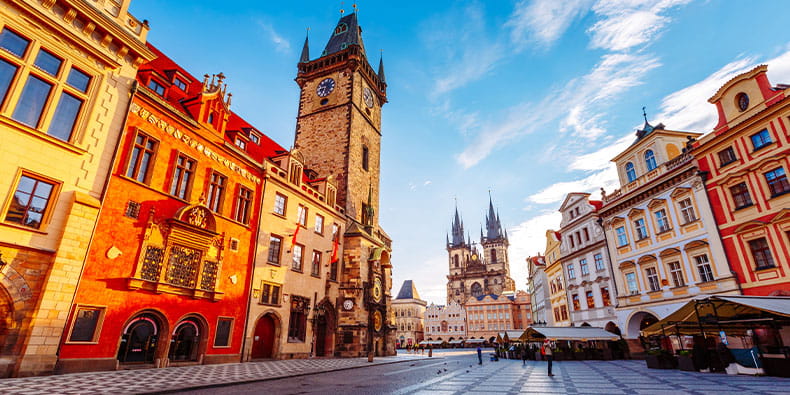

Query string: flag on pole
330 230 340 263
291 222 300 247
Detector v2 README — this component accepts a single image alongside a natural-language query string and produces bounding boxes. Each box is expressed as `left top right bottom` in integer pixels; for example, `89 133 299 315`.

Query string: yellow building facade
544 230 570 326
599 121 740 354
244 150 345 360
0 0 153 377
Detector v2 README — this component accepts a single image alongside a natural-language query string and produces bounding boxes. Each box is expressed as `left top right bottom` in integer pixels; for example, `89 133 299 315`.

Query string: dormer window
645 150 657 171
173 77 187 91
736 92 749 112
249 133 260 145
625 162 636 183
148 79 165 96
234 137 246 150
334 23 348 35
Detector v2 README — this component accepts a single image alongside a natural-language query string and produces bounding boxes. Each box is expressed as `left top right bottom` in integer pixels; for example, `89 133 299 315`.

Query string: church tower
294 10 394 358
445 197 515 305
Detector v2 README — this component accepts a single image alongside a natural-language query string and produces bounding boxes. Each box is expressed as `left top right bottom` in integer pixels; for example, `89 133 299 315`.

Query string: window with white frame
668 261 684 287
645 267 660 291
297 205 307 227
678 198 696 223
616 226 628 246
625 272 638 294
655 209 670 233
645 150 657 171
694 254 714 282
579 258 589 275
634 218 649 240
594 253 605 271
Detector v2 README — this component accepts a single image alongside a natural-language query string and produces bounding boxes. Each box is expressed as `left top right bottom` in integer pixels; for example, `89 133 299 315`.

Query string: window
616 226 628 246
655 209 670 233
314 214 324 234
173 77 187 91
679 198 696 224
147 79 165 96
750 129 772 150
567 264 576 279
234 137 246 150
288 296 308 342
260 282 281 305
289 163 302 185
580 259 589 275
625 162 636 183
214 318 233 347
764 168 790 197
668 261 684 287
583 228 589 242
645 267 660 292
490 249 497 264
207 112 214 124
645 150 657 171
311 250 321 277
693 254 714 282
206 171 226 213
362 145 369 171
1 29 92 142
569 235 575 248
249 133 260 144
273 193 287 216
601 287 611 307
126 133 158 183
718 147 737 166
170 153 196 200
634 218 648 240
560 305 568 321
267 235 282 264
626 272 638 294
594 253 605 271
68 306 104 342
125 200 141 219
292 244 304 271
233 186 253 224
5 173 57 229
748 238 775 269
297 205 307 227
730 182 753 209
571 294 580 310
586 291 595 309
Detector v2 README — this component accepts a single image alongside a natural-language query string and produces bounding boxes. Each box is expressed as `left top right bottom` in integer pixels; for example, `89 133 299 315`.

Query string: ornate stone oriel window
128 204 225 301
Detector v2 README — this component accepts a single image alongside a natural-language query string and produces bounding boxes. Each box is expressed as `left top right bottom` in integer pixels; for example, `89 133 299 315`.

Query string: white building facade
424 301 467 341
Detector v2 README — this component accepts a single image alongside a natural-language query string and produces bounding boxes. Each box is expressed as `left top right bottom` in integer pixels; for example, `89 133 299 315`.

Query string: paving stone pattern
0 356 428 394
408 359 790 395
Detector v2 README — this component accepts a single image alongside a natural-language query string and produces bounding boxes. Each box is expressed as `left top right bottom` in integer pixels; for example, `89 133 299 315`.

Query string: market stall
641 295 790 376
518 326 621 360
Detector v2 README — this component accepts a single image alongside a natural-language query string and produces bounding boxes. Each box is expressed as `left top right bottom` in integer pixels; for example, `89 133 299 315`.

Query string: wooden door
251 315 275 359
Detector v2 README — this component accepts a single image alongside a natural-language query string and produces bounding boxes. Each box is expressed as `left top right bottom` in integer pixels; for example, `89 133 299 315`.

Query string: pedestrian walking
521 344 528 366
542 339 554 376
476 346 482 365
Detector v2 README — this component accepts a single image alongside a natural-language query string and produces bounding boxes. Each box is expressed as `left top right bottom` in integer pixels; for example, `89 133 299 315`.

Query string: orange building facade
56 44 271 373
695 65 790 296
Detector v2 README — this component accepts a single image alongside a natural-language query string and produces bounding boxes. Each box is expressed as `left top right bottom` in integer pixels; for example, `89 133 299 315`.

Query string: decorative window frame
735 225 777 271
128 204 225 301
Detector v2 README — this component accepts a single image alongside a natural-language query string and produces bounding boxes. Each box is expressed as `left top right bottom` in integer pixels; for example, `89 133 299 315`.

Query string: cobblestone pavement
0 355 429 394
398 358 790 395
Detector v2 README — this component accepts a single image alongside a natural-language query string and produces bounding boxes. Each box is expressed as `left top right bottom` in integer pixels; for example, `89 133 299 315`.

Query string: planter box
677 355 697 371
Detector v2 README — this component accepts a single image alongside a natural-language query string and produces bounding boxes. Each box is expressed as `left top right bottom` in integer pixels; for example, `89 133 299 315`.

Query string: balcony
603 152 694 204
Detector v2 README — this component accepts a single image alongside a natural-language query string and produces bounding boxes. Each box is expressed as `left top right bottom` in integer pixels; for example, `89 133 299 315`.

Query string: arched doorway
118 313 163 364
605 321 622 336
626 311 659 338
580 322 591 327
251 313 278 359
169 317 204 362
313 300 335 357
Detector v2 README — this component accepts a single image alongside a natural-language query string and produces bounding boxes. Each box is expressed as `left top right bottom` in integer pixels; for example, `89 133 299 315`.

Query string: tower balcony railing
603 151 694 205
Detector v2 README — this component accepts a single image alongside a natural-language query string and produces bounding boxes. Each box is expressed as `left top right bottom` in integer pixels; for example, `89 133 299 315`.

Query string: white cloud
391 254 448 305
507 0 591 49
508 211 563 285
588 0 692 51
257 21 290 54
424 180 433 186
568 134 633 171
527 166 620 204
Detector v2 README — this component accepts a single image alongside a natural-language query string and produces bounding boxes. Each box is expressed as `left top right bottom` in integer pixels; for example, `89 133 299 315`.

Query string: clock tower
294 11 394 358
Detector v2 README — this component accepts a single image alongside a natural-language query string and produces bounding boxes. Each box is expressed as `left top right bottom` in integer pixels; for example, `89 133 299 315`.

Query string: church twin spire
448 195 508 249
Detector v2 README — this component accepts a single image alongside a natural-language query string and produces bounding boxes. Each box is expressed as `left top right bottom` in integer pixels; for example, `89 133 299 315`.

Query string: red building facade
56 44 278 372
695 65 790 296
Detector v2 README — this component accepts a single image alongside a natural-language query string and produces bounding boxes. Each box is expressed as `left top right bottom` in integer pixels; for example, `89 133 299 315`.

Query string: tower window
645 150 657 171
334 23 348 35
625 162 636 183
362 145 369 171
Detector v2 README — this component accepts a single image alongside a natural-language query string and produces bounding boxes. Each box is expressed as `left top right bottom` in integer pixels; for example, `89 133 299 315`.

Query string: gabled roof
396 280 422 300
322 12 365 58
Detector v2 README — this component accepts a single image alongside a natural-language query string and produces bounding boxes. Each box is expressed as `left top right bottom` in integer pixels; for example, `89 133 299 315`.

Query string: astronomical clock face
373 277 383 302
363 87 374 108
316 77 335 97
373 310 383 331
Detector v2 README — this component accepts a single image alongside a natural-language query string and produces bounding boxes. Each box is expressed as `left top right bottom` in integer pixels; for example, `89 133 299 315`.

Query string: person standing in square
542 339 554 376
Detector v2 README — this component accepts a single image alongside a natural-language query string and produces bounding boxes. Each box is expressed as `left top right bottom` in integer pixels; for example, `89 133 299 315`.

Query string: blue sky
130 0 790 304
